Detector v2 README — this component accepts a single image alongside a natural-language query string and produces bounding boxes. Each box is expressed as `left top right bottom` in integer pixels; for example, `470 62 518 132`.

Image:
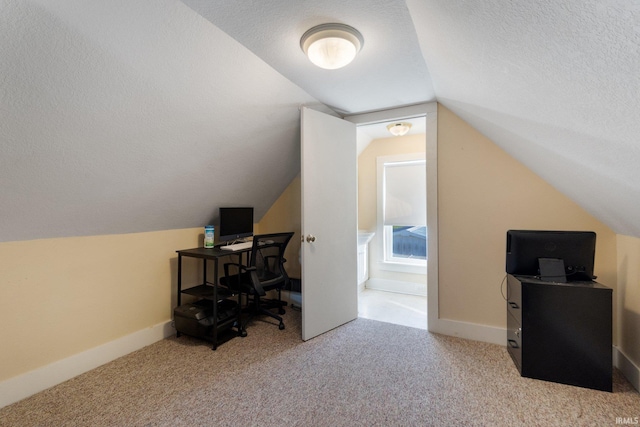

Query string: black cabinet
506 274 612 392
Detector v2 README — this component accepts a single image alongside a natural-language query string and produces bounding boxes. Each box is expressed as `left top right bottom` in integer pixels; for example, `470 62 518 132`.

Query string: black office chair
220 232 294 334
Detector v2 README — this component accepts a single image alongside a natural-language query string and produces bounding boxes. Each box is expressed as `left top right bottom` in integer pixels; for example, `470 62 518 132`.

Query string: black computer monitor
505 230 596 281
218 207 254 243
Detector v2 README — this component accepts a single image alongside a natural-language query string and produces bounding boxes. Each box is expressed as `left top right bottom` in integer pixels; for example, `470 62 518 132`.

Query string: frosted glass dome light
387 122 412 136
301 24 364 70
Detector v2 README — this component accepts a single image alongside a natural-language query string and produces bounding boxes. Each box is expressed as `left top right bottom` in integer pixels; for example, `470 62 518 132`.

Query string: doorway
352 113 429 330
293 103 438 337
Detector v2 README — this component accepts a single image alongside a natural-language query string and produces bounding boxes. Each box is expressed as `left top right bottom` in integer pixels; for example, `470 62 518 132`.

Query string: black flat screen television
506 230 596 281
218 207 254 243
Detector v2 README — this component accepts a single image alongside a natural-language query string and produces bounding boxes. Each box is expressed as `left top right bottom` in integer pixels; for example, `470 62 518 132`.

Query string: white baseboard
366 278 427 296
614 346 640 392
0 320 174 409
429 317 505 345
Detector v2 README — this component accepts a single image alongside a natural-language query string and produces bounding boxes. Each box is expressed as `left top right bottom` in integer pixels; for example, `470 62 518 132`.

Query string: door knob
306 235 316 243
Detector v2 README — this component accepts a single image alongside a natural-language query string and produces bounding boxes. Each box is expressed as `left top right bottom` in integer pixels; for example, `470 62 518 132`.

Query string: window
377 153 427 272
385 225 427 262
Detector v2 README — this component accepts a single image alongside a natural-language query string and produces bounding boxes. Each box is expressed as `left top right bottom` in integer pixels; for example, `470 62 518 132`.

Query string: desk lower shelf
180 283 234 300
174 299 238 341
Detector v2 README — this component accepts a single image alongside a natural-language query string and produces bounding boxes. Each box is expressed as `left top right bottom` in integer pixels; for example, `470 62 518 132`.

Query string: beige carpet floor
1 309 638 426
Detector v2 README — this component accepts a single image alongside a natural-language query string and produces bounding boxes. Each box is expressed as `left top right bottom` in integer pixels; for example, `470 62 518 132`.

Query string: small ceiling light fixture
300 23 364 70
387 122 412 136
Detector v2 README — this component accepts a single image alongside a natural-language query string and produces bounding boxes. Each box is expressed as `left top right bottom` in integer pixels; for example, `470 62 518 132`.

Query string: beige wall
2 104 634 390
256 175 302 279
0 228 202 382
437 104 618 333
265 105 620 337
616 235 640 368
358 134 426 284
0 184 303 385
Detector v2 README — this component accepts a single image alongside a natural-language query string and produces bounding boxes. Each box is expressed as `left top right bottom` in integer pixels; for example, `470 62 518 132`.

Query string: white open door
300 107 358 341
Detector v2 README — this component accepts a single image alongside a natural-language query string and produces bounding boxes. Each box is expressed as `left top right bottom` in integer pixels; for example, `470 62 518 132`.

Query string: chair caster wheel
240 330 247 337
279 308 286 315
279 323 285 330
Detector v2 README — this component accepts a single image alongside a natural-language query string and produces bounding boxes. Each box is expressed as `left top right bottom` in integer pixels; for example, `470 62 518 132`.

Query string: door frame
344 102 438 332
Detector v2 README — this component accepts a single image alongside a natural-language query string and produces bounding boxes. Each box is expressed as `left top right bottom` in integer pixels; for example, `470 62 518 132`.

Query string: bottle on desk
204 225 215 248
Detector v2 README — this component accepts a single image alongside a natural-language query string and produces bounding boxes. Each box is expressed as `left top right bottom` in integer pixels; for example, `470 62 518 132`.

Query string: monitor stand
538 258 567 282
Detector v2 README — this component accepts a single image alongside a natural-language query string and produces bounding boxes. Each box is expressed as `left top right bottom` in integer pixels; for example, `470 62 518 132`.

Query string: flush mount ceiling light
300 23 364 70
387 122 412 136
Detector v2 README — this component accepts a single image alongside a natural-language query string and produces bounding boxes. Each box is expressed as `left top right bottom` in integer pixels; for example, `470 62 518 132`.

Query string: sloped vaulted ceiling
182 0 640 237
0 0 323 242
181 0 436 114
407 0 640 237
2 0 640 243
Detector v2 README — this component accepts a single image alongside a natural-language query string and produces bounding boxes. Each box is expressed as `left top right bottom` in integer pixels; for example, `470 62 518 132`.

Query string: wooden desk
176 247 251 349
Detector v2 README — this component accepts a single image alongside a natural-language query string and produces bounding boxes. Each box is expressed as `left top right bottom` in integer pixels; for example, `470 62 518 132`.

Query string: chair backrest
249 232 294 289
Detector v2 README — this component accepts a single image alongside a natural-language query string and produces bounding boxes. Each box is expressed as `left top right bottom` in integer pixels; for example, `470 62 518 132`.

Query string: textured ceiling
2 0 640 243
180 0 640 237
0 0 322 242
407 0 640 236
181 0 436 114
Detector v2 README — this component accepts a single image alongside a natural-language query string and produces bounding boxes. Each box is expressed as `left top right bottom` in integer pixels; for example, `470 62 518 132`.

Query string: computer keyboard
219 241 253 251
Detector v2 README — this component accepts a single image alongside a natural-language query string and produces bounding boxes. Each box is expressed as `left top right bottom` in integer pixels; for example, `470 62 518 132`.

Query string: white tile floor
358 288 427 330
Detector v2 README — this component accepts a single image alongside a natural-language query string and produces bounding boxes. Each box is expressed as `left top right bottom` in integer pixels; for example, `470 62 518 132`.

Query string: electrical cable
500 274 508 301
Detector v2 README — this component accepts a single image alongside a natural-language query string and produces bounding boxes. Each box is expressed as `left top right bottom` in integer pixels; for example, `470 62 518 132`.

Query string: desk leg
202 258 218 350
237 253 247 337
238 289 246 337
211 258 218 350
176 254 182 338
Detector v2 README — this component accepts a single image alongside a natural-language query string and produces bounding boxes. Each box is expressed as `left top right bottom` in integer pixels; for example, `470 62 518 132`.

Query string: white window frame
376 152 427 274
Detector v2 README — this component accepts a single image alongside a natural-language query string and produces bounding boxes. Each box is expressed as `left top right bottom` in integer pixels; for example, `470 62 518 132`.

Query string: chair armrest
249 270 267 296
